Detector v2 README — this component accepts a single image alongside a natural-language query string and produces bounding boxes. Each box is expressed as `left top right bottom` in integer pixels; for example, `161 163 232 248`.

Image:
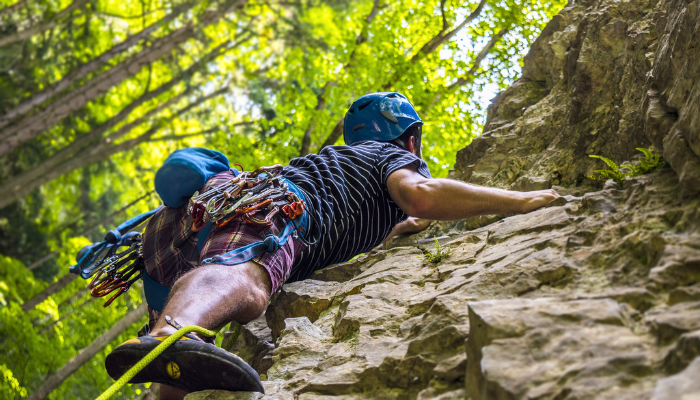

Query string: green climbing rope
221 321 242 352
95 325 217 400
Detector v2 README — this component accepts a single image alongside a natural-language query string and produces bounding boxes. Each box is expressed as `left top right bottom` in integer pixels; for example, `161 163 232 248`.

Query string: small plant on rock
588 147 665 188
418 237 452 264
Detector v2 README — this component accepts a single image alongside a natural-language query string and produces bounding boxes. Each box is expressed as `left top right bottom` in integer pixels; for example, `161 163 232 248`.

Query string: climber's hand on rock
519 189 560 214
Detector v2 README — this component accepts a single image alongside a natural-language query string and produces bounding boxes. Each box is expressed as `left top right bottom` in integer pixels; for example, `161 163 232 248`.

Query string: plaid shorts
142 170 306 330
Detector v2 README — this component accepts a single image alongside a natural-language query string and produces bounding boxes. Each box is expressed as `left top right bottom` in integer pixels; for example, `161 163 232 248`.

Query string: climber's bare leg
149 262 272 400
149 261 272 337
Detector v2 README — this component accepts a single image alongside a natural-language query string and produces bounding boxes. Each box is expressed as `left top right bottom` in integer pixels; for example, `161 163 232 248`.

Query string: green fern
589 155 620 172
588 148 665 188
418 237 452 264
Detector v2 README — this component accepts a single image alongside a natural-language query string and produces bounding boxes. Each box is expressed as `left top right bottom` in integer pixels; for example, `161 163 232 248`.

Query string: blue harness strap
201 219 297 266
143 178 309 312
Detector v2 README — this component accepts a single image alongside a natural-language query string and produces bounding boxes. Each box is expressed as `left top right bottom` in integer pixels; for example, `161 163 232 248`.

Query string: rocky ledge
186 0 700 397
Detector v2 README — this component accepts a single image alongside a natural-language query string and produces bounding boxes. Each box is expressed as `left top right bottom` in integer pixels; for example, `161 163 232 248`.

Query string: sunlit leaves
214 0 565 177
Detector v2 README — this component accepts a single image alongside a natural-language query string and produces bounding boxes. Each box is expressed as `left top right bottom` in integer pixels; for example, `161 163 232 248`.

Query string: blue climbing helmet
343 92 422 145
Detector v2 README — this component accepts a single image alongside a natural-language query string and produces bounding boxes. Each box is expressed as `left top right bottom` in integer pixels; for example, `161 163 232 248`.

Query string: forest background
0 0 565 398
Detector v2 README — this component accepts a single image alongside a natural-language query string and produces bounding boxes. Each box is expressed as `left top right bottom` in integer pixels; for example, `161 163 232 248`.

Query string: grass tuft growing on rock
418 237 452 264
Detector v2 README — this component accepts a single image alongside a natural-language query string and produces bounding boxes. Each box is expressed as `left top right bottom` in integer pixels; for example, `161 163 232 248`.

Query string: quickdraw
187 164 306 232
88 236 145 307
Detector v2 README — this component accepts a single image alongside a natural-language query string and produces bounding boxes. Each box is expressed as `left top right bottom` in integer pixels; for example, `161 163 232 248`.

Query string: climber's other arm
386 166 560 220
385 217 432 241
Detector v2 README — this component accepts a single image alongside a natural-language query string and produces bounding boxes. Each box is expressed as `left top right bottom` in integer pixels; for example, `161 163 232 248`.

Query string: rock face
453 0 700 196
186 0 700 398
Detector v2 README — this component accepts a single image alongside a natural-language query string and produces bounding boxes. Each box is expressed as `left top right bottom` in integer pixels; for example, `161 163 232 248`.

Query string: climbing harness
143 165 311 310
96 317 218 400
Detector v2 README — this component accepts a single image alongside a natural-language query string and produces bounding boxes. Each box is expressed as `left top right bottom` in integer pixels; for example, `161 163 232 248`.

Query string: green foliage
0 253 149 400
418 237 452 264
588 154 626 187
588 148 666 188
0 256 47 306
224 0 568 177
622 147 666 176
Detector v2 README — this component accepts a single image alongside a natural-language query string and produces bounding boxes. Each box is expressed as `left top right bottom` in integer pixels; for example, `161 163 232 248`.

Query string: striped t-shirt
281 140 432 281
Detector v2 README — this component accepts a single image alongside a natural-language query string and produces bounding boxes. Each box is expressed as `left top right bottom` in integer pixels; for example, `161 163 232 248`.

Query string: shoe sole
105 338 264 393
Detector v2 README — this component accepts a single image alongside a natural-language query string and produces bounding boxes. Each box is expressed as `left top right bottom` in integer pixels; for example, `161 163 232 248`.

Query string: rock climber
105 92 560 399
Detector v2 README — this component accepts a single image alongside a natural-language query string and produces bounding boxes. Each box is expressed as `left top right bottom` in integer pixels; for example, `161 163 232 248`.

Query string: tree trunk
26 251 59 271
0 0 246 157
0 0 88 48
0 0 195 130
299 82 331 156
319 118 344 150
25 302 148 400
14 88 225 194
0 26 194 154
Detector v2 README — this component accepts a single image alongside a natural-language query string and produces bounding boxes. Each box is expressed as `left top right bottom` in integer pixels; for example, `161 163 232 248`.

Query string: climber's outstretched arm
386 166 560 220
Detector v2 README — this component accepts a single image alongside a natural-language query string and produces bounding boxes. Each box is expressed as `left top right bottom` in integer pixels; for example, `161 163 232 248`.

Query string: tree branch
147 127 220 142
410 0 488 64
0 0 29 19
448 26 510 90
93 6 169 20
440 0 448 31
319 0 487 149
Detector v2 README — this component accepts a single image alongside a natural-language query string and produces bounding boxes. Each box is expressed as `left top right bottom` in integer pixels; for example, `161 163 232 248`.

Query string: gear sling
71 147 308 312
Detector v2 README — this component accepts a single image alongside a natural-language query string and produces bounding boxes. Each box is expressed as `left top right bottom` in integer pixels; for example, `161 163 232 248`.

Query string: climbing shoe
105 317 264 393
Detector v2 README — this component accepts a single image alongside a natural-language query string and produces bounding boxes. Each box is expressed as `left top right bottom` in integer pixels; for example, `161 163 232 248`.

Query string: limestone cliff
186 0 700 398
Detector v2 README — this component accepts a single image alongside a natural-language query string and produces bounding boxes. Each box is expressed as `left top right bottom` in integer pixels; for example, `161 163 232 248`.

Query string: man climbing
105 92 559 399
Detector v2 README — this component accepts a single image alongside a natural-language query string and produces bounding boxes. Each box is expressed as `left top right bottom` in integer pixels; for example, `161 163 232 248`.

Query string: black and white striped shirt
281 141 432 281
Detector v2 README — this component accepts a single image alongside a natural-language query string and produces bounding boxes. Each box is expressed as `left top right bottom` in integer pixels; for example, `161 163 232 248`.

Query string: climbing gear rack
187 164 306 232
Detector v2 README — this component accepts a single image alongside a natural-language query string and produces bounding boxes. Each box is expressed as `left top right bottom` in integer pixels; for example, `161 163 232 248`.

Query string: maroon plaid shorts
142 170 305 329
